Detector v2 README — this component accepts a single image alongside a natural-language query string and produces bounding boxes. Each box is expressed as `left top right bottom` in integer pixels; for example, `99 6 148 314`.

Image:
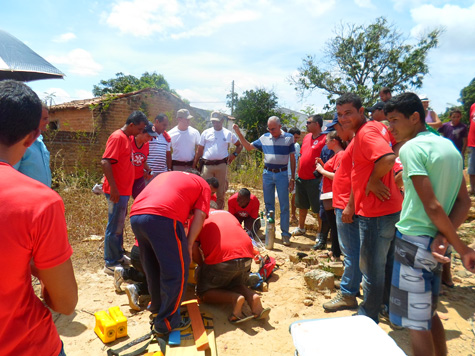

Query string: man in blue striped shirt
233 116 295 245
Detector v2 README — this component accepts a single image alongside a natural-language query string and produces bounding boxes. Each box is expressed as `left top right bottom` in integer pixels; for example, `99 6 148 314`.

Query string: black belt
264 166 287 173
172 160 194 166
202 158 227 165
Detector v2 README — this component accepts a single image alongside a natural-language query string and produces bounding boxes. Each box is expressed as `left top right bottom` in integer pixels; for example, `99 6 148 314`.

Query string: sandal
254 307 271 320
228 313 254 324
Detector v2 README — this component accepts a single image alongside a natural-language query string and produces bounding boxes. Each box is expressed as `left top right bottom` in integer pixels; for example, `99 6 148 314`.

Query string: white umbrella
0 29 64 82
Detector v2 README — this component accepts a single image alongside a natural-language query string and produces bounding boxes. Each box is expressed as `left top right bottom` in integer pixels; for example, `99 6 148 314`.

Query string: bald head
268 116 281 125
267 116 282 138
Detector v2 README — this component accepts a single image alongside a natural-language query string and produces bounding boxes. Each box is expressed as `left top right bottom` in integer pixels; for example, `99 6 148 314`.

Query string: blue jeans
335 208 362 296
131 214 189 334
263 169 290 237
58 342 66 356
357 211 400 323
104 194 129 266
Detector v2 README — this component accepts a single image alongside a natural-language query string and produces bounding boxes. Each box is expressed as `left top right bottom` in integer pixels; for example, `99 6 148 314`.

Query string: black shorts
196 258 252 297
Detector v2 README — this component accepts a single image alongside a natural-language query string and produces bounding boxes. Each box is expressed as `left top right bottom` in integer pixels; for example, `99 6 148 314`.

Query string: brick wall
45 89 206 175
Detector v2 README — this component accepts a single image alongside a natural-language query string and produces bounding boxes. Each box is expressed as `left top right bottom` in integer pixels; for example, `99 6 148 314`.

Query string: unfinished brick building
45 88 208 176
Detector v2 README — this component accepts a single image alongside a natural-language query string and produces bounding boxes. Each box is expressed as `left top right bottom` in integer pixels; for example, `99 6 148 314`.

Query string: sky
1 0 475 115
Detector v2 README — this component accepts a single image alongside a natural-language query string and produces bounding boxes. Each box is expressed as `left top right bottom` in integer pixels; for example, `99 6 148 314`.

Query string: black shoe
312 240 327 250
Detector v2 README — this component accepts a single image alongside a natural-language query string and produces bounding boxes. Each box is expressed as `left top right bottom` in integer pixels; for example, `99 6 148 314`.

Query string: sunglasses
306 121 314 125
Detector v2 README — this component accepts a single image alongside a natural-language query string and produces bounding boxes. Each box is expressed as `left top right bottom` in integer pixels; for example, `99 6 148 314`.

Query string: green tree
292 17 442 108
92 72 175 97
460 77 475 121
230 88 280 142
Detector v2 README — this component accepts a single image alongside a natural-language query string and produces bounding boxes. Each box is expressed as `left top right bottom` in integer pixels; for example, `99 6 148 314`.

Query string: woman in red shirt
315 131 346 260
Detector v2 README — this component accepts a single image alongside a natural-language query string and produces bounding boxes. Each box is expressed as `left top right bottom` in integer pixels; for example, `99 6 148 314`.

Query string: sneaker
103 264 120 276
282 236 291 246
312 236 327 250
151 317 191 337
114 267 124 292
92 183 103 195
119 255 132 266
322 291 358 312
291 227 306 236
125 284 141 311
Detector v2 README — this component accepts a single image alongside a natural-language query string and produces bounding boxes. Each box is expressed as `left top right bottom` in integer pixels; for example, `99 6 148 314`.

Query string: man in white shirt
193 112 242 209
168 109 201 171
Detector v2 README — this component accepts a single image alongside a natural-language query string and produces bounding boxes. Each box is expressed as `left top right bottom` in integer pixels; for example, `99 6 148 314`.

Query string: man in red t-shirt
228 188 260 237
130 171 211 336
0 80 77 356
467 103 475 195
102 111 148 275
193 209 270 323
337 93 402 323
131 122 157 199
292 114 326 237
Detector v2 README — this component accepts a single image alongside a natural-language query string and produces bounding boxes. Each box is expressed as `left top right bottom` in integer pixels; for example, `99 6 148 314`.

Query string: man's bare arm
192 145 204 169
101 159 119 203
365 154 395 201
36 259 78 315
232 124 255 151
412 175 475 272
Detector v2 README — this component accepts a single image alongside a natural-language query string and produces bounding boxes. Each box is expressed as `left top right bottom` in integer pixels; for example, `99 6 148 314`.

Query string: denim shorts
389 231 441 331
196 258 252 297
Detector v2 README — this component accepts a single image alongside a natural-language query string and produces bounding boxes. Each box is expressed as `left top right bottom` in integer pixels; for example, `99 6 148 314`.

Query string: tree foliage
92 72 176 97
230 88 279 142
460 77 475 121
292 17 442 108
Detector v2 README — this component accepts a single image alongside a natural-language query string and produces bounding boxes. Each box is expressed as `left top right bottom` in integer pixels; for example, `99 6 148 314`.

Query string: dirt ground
53 187 475 356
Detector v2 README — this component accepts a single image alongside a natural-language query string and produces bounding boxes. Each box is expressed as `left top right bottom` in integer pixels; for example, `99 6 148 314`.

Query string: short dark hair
126 111 148 125
238 188 251 199
380 87 391 95
154 113 168 123
289 127 301 135
206 177 219 189
336 93 362 111
449 108 462 117
281 126 288 133
309 114 323 128
0 80 42 146
384 92 425 124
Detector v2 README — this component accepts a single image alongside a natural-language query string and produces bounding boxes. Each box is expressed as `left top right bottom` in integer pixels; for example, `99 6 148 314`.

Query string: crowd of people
2 77 475 356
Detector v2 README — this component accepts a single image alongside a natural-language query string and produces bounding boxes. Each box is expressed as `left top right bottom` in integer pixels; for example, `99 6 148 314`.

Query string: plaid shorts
389 231 442 330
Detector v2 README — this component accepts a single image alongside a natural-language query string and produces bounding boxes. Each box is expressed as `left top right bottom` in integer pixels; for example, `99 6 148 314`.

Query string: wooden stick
181 299 209 351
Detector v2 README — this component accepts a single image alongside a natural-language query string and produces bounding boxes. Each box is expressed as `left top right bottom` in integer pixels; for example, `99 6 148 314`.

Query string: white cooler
289 315 406 356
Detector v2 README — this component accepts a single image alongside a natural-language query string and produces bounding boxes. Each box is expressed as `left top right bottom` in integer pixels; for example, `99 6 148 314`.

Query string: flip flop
228 314 254 324
254 307 271 320
442 281 455 288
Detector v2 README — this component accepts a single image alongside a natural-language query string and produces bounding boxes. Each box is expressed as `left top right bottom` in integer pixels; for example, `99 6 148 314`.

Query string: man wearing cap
367 102 386 122
169 109 201 171
147 113 171 182
101 111 149 275
291 115 326 241
131 121 157 199
233 116 295 245
193 112 242 209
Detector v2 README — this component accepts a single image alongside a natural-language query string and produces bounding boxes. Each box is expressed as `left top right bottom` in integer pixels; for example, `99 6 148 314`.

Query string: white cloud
410 3 475 50
53 32 77 43
105 0 263 38
75 89 94 99
294 0 336 17
47 49 103 76
354 0 374 9
105 0 182 37
39 88 71 105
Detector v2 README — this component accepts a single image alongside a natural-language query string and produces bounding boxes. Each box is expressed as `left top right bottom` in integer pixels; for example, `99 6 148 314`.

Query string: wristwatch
232 152 238 157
